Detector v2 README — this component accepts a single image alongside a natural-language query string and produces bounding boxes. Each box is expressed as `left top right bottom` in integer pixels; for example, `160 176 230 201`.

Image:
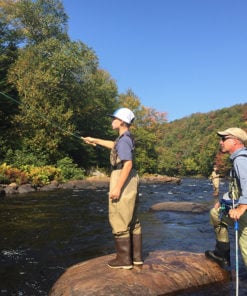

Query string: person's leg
238 212 247 268
213 182 219 196
108 235 133 269
131 230 143 265
205 207 233 269
129 190 143 265
108 170 139 269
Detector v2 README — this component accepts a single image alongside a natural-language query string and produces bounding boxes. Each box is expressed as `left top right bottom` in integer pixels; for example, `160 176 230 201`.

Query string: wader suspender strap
229 154 247 200
110 133 135 171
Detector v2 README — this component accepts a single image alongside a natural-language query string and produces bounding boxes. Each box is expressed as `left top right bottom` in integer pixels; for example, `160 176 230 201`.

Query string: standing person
209 165 220 196
82 107 143 270
205 127 247 269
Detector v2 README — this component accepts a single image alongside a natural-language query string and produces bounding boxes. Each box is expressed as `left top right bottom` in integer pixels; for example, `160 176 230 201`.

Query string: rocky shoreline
0 175 181 196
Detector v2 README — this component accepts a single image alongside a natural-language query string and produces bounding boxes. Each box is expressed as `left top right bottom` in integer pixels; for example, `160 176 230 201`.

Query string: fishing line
0 91 82 141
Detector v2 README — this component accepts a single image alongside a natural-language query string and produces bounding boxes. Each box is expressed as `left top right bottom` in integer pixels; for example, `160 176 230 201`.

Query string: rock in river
49 250 230 296
150 201 210 213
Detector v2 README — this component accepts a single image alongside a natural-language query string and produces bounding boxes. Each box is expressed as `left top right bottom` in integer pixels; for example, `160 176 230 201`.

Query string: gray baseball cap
217 127 247 143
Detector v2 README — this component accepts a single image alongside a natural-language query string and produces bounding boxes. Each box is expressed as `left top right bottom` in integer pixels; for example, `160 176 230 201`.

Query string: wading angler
205 127 247 293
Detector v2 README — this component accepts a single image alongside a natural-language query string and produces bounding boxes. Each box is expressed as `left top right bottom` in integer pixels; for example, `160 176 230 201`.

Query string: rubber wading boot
205 240 230 269
132 234 143 265
108 236 133 269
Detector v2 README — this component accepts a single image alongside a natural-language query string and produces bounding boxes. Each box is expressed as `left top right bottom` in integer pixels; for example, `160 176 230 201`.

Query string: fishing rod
0 91 83 141
234 219 239 296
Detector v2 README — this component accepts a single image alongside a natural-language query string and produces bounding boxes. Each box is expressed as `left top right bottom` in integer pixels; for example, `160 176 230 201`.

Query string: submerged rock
150 201 210 213
49 250 230 296
141 174 181 184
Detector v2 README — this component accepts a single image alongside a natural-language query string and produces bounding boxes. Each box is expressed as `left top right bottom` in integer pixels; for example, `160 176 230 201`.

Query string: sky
62 0 247 122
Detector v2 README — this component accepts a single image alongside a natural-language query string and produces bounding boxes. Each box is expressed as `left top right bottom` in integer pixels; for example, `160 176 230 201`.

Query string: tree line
0 0 246 182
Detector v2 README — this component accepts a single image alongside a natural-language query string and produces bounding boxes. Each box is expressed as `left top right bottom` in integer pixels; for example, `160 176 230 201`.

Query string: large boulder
49 250 230 296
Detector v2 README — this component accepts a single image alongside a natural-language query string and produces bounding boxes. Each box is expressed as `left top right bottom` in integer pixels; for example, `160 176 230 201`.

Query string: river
0 178 246 296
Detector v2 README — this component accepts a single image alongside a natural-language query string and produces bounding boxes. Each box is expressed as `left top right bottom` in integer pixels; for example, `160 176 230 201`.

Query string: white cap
109 108 135 124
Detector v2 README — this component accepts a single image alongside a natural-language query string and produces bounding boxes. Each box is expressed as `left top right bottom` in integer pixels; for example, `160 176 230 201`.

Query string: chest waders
107 135 143 269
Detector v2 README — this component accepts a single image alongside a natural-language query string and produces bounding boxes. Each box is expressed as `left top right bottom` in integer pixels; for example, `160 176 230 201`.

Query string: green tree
68 68 118 169
0 19 20 162
1 0 118 169
156 146 180 176
7 38 99 164
0 0 69 45
118 89 167 174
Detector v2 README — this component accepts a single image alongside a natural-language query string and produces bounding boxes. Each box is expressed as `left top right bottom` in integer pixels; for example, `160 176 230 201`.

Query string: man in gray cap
205 127 247 269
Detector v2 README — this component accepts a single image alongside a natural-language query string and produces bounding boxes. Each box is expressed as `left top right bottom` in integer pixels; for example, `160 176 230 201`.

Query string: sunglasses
221 136 234 142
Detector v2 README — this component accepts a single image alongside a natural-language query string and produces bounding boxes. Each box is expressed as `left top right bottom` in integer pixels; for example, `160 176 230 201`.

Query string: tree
68 68 118 169
0 18 20 162
118 89 167 174
7 38 99 164
0 0 69 45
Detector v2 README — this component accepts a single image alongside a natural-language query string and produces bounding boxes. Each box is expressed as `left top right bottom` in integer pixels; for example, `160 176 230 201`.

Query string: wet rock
59 179 109 190
141 174 181 184
2 182 36 195
18 184 36 194
0 174 180 195
3 186 17 195
49 250 230 296
150 201 210 213
9 182 18 189
40 180 60 191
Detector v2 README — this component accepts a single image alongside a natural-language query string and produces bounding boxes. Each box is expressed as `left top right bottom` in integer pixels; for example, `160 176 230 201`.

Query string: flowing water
0 178 246 296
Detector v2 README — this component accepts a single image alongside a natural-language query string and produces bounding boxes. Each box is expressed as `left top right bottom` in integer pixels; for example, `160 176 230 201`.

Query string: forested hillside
158 104 247 177
0 0 246 182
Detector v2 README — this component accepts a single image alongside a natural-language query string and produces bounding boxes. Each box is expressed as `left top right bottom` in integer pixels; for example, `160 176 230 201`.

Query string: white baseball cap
109 108 135 124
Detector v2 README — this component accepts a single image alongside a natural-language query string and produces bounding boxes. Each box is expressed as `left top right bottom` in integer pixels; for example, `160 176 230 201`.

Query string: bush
0 163 29 185
0 157 85 187
22 165 61 186
56 157 85 181
0 173 10 184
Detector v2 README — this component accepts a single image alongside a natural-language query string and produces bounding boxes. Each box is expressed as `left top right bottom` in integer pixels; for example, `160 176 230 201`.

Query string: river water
0 178 246 296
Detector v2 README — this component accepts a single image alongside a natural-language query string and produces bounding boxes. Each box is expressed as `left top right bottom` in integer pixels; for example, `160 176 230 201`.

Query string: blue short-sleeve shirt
116 131 134 161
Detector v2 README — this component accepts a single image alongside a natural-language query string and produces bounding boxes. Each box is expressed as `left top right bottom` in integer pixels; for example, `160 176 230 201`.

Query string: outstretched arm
82 137 114 149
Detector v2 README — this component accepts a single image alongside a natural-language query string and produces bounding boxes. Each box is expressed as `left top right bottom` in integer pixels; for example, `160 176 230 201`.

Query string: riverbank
0 174 181 196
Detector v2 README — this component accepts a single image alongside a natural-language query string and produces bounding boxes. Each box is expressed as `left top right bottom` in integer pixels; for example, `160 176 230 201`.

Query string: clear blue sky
62 0 247 122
